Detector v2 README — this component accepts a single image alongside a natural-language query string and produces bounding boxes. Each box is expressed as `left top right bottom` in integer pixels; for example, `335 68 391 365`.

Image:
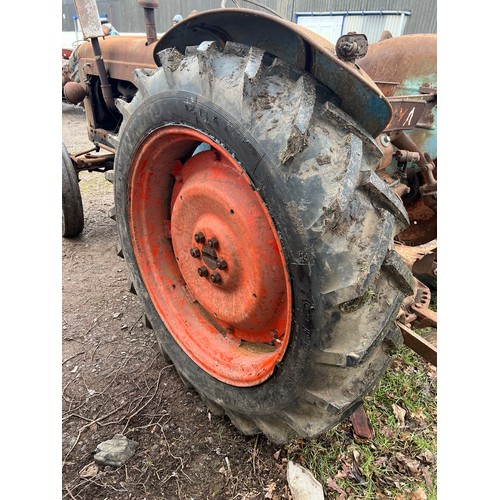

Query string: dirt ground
62 103 294 499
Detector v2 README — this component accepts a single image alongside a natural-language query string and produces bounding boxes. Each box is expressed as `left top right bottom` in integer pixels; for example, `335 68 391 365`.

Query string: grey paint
62 0 436 36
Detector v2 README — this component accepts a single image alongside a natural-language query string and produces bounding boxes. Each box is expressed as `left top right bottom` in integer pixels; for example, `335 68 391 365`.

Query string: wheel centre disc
171 150 286 338
128 126 292 386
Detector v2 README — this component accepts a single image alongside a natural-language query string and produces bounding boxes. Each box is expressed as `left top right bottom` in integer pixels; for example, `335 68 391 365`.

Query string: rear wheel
62 143 84 238
114 41 415 443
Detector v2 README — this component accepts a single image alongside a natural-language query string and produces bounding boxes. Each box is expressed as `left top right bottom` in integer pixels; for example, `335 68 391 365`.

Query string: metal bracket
396 321 437 367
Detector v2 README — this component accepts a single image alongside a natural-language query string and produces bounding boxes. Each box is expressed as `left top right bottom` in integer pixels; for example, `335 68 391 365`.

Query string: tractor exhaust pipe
138 0 159 45
90 37 118 113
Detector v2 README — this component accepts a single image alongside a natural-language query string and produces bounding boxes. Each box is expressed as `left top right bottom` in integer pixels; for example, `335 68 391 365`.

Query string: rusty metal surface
74 0 104 39
391 131 437 195
154 8 392 138
142 6 159 45
412 251 437 279
77 37 157 83
385 97 429 132
87 127 117 150
397 275 437 366
398 196 437 245
63 81 87 105
400 279 432 318
411 303 437 329
359 34 437 160
397 321 437 367
359 35 437 97
70 148 115 171
395 241 436 279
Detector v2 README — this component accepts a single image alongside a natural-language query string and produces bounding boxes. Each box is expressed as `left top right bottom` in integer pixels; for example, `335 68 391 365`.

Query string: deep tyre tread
114 42 412 443
62 143 84 238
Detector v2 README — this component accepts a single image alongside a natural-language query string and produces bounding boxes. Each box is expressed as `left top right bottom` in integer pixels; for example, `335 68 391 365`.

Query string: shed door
296 15 343 44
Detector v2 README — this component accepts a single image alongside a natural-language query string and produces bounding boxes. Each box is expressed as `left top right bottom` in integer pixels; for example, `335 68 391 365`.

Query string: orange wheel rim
128 126 292 386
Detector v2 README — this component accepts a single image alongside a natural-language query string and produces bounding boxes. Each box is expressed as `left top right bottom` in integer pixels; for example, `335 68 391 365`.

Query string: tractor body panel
359 34 437 160
77 36 157 82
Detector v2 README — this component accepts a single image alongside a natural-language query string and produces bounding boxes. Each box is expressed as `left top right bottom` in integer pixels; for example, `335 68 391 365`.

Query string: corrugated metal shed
62 0 436 37
292 1 435 34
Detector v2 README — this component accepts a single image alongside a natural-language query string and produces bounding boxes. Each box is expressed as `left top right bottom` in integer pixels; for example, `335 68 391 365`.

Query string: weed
339 289 376 313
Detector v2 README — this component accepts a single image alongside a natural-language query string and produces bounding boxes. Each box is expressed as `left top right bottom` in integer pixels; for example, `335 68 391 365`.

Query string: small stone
94 434 138 467
287 460 324 499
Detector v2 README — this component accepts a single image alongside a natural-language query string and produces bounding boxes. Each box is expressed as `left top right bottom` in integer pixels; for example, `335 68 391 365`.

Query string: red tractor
62 0 437 443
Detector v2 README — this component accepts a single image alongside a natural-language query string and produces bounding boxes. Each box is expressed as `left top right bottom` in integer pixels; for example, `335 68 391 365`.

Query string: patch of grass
429 292 437 312
78 170 113 197
286 346 437 499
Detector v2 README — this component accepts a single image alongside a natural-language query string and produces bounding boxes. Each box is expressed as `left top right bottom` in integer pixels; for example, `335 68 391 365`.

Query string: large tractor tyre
62 143 84 238
114 42 415 443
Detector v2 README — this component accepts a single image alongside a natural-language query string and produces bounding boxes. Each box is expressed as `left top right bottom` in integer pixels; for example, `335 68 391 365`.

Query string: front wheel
114 41 415 443
62 143 84 238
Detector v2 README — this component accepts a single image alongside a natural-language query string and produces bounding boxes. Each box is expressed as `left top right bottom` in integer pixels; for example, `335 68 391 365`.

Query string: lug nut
216 259 227 270
208 237 218 249
210 272 222 284
190 248 200 258
198 266 208 277
194 232 205 244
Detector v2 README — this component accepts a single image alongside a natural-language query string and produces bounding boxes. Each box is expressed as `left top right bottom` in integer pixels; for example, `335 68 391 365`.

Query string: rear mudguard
154 8 392 138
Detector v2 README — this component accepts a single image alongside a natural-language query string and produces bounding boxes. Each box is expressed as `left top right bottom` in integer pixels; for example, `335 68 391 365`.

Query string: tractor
62 0 437 444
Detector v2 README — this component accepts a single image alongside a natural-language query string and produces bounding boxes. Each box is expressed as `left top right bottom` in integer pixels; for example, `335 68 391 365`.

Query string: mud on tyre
114 41 415 443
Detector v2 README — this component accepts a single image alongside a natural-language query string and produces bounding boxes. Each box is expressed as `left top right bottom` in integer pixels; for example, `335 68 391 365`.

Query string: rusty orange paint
77 36 157 82
129 126 292 386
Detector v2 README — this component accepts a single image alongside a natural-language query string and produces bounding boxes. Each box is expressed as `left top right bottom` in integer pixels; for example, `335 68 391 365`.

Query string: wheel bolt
190 248 200 258
198 266 208 277
208 237 219 249
216 259 227 270
210 272 222 284
194 232 205 244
